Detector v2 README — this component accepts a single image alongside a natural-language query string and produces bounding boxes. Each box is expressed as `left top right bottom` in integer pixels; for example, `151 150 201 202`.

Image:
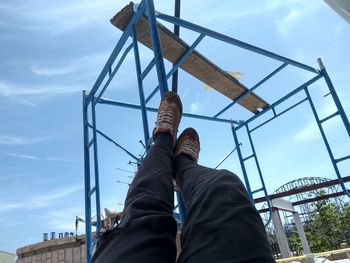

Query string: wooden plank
110 3 269 113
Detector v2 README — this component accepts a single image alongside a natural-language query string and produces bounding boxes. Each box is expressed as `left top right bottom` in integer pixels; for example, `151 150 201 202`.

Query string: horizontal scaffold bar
156 12 320 74
234 74 323 131
97 97 240 125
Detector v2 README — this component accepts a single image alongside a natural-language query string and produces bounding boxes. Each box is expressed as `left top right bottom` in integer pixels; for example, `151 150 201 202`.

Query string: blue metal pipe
87 123 140 162
141 58 156 80
251 188 263 195
318 58 350 138
305 87 350 197
172 0 181 94
145 33 205 104
230 124 253 200
249 98 308 133
94 43 134 106
214 63 288 118
176 192 186 222
91 101 102 233
145 0 169 96
98 97 240 124
156 12 320 74
335 155 350 163
320 111 339 124
133 26 151 148
245 125 272 226
86 1 146 105
234 74 323 131
82 91 92 263
214 146 239 169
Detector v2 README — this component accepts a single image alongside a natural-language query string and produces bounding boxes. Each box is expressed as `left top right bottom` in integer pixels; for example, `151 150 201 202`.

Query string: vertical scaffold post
171 0 181 93
318 58 350 138
245 125 273 226
231 124 253 199
91 98 101 232
82 91 92 263
132 26 151 149
145 0 186 222
146 0 169 96
305 87 350 197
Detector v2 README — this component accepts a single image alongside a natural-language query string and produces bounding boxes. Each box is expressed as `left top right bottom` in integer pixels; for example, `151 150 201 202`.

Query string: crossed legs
92 133 177 263
92 92 274 263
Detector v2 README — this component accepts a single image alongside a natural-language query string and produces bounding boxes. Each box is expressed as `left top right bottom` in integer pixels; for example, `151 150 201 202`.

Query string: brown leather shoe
152 91 183 146
175 128 200 162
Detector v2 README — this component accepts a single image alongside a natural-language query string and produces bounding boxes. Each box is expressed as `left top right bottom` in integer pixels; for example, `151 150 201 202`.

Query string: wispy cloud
30 51 110 77
190 102 200 114
4 153 75 162
294 99 338 142
0 134 55 145
0 81 82 97
5 153 39 160
294 122 319 141
31 64 75 76
273 1 323 37
0 185 83 213
0 0 121 35
0 172 30 181
275 9 302 35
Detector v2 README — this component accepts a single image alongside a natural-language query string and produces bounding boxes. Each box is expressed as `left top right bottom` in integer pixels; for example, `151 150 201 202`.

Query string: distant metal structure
272 177 348 223
262 177 350 257
82 0 350 261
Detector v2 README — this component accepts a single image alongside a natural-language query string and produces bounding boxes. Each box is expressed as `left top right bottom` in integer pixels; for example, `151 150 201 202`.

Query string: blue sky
1 0 350 254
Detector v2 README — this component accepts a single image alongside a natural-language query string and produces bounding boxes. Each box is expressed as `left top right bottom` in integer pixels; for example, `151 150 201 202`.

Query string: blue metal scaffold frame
82 0 350 261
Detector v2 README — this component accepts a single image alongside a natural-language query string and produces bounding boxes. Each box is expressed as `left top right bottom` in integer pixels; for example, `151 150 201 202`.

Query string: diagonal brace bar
87 123 140 162
94 43 133 106
214 63 288 118
86 1 146 105
234 74 323 131
145 33 205 104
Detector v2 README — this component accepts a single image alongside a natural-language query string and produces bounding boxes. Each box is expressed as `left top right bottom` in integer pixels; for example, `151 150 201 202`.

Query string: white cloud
190 102 200 114
0 172 29 181
293 98 340 142
4 153 76 162
31 64 75 76
0 81 83 105
30 51 110 78
45 157 76 162
294 121 319 141
0 185 83 213
275 9 302 35
5 153 39 160
0 0 122 35
181 87 190 99
273 1 323 37
0 134 55 145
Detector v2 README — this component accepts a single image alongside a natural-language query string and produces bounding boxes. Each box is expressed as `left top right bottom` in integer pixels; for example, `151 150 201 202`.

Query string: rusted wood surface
111 3 269 113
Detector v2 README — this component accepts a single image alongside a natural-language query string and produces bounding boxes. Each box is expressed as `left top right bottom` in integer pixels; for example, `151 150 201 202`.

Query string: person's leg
175 128 275 263
92 92 182 263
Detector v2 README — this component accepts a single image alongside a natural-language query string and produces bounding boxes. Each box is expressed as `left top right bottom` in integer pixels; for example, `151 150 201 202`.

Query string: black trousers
92 133 275 263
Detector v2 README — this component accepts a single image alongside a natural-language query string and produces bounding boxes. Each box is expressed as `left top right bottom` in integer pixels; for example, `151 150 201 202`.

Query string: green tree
340 203 350 245
305 192 344 252
288 229 303 255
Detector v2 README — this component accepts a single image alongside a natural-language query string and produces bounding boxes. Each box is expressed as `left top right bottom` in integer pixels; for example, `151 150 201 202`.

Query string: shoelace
156 111 173 132
180 141 198 160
